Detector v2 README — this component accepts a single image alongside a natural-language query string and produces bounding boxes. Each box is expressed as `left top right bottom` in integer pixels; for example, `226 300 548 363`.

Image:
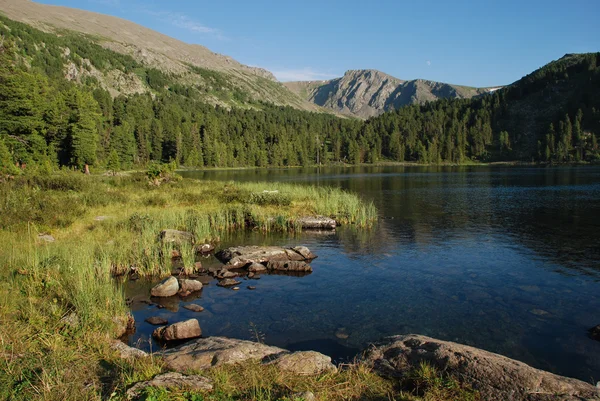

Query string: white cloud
426 60 431 66
143 9 226 40
271 67 338 82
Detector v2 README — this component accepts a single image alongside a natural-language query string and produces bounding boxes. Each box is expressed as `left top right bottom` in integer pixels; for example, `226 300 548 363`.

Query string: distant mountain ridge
285 69 499 118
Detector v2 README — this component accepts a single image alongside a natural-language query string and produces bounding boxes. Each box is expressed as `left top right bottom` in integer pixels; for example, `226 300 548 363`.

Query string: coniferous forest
1 15 599 174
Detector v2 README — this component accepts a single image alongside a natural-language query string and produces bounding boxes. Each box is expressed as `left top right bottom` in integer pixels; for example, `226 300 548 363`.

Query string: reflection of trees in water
184 166 600 276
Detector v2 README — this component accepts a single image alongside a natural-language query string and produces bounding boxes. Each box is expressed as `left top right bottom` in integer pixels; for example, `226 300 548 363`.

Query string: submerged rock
271 351 336 375
150 276 179 297
178 279 203 294
159 336 287 371
159 229 195 246
216 245 317 269
153 319 201 342
297 216 336 230
589 325 600 341
145 316 168 325
183 304 204 312
126 372 212 399
362 334 599 401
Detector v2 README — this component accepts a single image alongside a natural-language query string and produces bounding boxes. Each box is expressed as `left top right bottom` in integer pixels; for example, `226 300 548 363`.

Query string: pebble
248 286 256 290
233 287 240 291
145 317 168 325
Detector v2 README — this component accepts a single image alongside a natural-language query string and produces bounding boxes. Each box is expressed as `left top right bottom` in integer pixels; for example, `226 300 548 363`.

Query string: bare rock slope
285 69 497 118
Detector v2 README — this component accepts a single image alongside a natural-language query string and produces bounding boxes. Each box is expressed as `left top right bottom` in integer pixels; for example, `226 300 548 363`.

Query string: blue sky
35 0 600 87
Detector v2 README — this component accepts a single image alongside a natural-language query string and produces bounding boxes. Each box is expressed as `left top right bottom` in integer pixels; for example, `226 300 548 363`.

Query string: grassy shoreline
0 171 381 400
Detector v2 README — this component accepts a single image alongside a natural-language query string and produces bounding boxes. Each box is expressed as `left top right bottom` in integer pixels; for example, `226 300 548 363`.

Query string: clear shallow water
127 166 600 382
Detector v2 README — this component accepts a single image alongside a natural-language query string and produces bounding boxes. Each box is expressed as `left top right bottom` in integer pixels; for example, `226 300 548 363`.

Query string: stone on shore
111 340 148 359
248 263 267 273
159 229 195 246
362 334 599 401
216 245 317 269
159 336 287 371
152 319 202 342
296 216 336 230
178 279 203 293
126 372 212 399
150 276 179 297
271 351 336 375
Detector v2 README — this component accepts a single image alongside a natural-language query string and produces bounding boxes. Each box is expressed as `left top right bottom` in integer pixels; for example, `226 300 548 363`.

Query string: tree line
0 15 599 175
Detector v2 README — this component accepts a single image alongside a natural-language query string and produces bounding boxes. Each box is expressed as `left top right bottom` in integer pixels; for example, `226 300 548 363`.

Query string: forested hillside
0 14 599 173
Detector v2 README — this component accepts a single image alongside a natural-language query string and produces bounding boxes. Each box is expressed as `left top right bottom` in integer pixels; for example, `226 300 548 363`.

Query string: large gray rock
160 229 195 246
153 319 201 342
296 216 336 230
159 337 287 372
362 334 600 401
126 372 212 399
150 276 179 297
216 245 317 269
271 351 336 375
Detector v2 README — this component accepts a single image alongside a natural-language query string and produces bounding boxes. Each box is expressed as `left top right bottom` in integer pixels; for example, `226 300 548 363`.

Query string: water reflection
127 166 600 381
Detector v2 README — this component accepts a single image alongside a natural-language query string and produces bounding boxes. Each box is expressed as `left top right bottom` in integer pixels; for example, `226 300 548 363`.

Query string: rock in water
266 260 312 272
183 304 204 312
216 245 317 269
152 319 201 341
362 334 599 401
217 278 241 287
145 316 168 325
248 263 267 273
150 276 179 297
589 325 600 341
296 216 336 230
271 351 336 375
195 243 215 254
159 229 195 246
126 372 212 398
159 337 287 371
179 279 203 293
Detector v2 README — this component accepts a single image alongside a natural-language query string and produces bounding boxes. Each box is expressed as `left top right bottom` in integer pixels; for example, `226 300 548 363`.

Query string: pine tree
67 90 100 168
0 135 19 175
106 149 120 175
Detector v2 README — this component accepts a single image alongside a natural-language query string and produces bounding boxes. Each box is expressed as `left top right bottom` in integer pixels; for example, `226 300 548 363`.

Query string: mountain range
0 0 499 118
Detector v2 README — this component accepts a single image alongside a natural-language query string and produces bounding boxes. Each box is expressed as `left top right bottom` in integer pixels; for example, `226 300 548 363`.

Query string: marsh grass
0 171 378 400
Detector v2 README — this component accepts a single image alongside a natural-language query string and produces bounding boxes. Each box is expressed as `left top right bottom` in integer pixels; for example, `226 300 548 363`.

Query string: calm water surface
127 166 600 382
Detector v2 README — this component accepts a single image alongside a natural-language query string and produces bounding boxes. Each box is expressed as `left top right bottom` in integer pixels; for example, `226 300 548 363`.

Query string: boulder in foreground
158 336 334 375
159 336 286 371
362 334 600 401
152 319 201 342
